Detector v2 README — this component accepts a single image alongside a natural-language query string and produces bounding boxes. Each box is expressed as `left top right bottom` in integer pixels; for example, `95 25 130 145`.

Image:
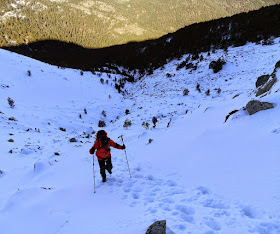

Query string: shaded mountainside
3 4 280 76
0 0 279 48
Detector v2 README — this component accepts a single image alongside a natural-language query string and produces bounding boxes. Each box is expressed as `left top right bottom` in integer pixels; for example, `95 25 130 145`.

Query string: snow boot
106 167 112 174
102 177 107 182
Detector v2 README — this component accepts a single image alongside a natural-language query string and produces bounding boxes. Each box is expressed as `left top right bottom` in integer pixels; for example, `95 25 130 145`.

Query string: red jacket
90 138 122 160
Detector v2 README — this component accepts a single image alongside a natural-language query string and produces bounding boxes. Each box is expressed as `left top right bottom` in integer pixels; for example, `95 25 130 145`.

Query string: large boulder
246 100 274 115
256 75 270 88
256 76 277 97
146 220 166 234
255 60 279 97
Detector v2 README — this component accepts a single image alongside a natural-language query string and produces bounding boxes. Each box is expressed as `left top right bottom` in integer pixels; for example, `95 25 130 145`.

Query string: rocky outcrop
256 75 270 88
274 60 280 70
256 76 277 97
255 60 279 97
246 100 274 115
146 220 166 234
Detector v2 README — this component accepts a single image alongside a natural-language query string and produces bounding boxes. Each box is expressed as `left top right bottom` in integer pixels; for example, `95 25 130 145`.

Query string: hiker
152 116 158 128
89 130 126 182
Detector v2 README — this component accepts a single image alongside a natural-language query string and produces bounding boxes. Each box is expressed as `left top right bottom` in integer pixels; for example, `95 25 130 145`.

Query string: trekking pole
93 155 96 193
118 135 132 178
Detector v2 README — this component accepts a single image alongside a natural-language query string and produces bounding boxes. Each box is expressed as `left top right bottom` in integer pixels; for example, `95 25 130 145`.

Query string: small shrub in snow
205 89 210 96
0 170 3 175
209 58 226 73
8 117 17 121
148 139 153 144
7 97 15 108
102 110 107 117
142 122 150 130
27 70 31 76
98 120 106 127
8 139 14 142
217 88 221 94
262 38 274 46
59 127 66 132
185 63 194 70
123 119 132 128
84 108 87 114
125 109 130 115
100 78 104 84
54 152 60 156
69 138 77 142
167 117 172 128
183 89 189 96
176 61 186 71
80 71 84 76
79 114 82 119
196 83 201 93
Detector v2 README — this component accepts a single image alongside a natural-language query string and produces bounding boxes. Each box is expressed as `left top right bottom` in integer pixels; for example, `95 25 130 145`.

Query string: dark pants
98 157 112 179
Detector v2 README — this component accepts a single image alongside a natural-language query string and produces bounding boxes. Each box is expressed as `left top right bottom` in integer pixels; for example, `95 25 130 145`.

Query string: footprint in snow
132 193 140 199
201 198 229 209
204 217 221 231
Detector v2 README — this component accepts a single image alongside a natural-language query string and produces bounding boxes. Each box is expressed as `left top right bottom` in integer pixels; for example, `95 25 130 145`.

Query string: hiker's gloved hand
89 147 95 154
122 145 126 149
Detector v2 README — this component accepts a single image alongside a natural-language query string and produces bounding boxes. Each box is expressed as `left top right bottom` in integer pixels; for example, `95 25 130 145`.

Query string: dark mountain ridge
3 4 280 77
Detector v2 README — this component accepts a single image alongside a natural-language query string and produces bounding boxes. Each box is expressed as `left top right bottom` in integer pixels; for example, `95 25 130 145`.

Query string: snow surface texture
0 39 280 234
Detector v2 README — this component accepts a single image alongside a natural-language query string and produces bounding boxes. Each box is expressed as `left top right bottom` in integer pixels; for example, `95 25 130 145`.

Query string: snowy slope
0 39 280 234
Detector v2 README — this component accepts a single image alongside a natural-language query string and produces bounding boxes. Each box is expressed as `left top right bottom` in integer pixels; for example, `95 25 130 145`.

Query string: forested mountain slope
1 0 279 48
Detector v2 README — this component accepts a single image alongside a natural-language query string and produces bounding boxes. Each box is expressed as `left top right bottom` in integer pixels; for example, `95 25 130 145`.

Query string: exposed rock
8 139 14 142
256 76 277 97
271 60 280 78
256 75 270 88
246 100 274 115
146 220 166 234
275 60 280 70
69 138 77 142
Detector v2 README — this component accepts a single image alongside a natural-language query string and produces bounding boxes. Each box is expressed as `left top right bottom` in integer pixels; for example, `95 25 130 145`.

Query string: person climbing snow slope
89 130 126 182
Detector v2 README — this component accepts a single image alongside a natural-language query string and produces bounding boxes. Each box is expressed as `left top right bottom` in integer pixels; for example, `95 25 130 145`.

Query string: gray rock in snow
146 220 166 234
256 75 270 88
256 60 279 97
256 76 277 97
246 100 274 115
